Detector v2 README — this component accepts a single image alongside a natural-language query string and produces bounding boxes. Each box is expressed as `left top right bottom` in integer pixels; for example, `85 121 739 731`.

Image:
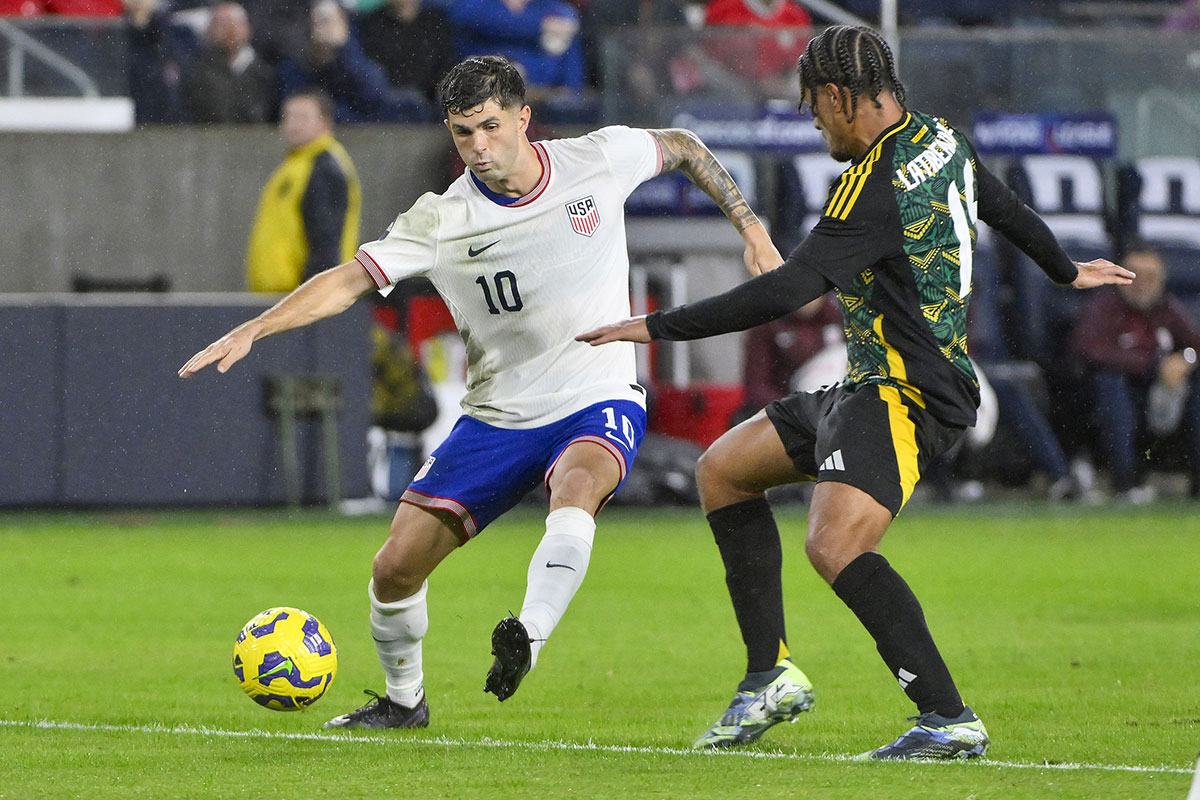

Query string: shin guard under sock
707 497 789 675
832 552 964 717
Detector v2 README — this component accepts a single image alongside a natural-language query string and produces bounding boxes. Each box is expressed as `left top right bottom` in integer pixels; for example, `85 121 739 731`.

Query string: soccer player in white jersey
179 55 782 729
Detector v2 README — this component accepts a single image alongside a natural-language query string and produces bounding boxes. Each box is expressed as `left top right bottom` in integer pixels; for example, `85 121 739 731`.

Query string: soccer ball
233 607 338 711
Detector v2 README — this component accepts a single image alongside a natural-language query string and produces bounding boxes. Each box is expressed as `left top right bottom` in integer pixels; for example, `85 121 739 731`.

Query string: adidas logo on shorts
819 449 845 472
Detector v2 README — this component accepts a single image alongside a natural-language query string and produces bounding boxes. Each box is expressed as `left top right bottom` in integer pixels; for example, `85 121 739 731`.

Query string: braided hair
797 25 906 122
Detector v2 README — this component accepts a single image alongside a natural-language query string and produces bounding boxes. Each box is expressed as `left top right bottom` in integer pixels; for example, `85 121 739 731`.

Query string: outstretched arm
648 128 783 276
178 260 375 378
577 256 831 346
975 160 1134 289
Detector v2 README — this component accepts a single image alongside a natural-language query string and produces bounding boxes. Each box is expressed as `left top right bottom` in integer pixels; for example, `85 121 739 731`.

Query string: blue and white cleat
692 659 815 749
855 705 989 761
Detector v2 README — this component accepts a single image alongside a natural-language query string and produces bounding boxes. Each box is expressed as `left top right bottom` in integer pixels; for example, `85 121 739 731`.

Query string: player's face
803 84 855 163
445 99 531 184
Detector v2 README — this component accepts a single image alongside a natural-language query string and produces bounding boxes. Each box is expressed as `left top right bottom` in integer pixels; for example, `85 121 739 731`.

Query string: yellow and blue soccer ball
233 607 338 711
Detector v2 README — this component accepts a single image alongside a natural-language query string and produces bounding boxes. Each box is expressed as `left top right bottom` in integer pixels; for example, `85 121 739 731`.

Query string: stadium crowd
4 0 1196 124
4 1 1199 505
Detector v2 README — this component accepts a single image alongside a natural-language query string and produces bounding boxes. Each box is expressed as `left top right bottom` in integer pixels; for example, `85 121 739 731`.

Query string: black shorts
765 382 965 516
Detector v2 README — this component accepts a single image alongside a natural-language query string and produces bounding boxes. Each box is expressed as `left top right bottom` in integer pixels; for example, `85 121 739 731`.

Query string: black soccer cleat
484 616 532 702
323 689 429 729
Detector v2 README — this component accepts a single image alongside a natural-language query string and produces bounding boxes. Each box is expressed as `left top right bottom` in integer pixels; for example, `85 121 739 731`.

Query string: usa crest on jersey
565 195 600 237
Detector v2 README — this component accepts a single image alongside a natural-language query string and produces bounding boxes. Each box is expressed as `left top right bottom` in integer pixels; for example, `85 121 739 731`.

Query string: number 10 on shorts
602 406 636 449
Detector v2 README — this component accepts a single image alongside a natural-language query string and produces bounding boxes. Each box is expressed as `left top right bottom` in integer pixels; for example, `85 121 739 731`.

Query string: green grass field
2 504 1197 799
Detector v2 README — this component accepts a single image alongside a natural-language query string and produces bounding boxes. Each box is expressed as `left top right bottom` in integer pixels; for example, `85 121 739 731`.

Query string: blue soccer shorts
401 399 646 541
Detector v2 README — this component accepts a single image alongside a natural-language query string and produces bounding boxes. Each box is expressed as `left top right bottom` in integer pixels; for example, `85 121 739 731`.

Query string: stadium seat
1119 156 1200 300
1003 154 1113 363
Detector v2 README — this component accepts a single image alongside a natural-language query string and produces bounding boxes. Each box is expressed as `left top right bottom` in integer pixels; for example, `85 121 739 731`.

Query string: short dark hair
283 88 335 122
798 25 906 122
1116 238 1161 263
437 55 527 117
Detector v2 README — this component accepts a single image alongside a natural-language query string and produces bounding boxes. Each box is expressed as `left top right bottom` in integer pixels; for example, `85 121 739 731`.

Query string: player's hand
178 328 255 379
575 316 651 346
1071 258 1135 289
743 225 784 276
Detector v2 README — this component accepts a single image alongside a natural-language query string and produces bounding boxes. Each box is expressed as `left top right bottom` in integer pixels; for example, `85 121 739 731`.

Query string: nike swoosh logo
468 240 500 258
258 658 296 681
546 562 576 571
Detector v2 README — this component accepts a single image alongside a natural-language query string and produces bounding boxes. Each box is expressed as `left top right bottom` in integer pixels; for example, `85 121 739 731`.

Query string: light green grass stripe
3 719 1191 775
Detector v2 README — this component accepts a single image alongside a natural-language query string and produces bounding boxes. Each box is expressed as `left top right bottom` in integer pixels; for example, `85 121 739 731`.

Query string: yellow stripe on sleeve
824 114 911 221
832 148 882 219
824 166 862 219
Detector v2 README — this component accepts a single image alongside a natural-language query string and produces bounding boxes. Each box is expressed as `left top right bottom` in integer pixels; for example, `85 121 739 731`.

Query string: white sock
519 506 595 670
369 578 428 707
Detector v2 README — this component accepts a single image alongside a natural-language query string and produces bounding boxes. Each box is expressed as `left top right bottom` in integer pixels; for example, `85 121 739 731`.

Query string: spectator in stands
580 0 689 90
184 2 277 123
1072 245 1200 501
449 0 586 102
0 0 37 12
703 0 810 100
122 0 196 124
245 89 361 293
278 0 414 122
358 0 456 105
3 0 121 13
243 0 310 66
969 254 1082 499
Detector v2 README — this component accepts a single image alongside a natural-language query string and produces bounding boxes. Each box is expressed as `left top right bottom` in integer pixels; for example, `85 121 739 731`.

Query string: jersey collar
852 111 911 166
469 141 551 208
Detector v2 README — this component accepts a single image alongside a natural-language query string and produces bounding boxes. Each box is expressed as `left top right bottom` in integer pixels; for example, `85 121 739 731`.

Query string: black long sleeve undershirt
974 159 1077 286
646 257 832 341
648 157 1078 343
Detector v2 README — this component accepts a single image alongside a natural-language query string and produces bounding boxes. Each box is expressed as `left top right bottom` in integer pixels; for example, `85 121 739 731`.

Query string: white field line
0 718 1192 776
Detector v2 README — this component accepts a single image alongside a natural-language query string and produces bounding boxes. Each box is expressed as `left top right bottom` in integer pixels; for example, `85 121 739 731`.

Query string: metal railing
0 17 98 98
1136 88 1200 158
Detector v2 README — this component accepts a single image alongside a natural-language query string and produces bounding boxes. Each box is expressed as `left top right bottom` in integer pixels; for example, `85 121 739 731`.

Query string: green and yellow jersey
647 109 1077 429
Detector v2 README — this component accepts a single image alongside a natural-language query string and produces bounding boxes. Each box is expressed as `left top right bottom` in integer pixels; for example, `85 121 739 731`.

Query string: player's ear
824 83 843 113
517 104 531 134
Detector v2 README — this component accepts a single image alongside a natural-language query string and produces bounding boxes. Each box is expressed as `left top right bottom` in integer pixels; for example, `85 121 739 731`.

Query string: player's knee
804 522 858 583
371 549 426 601
696 446 737 508
695 446 725 490
550 465 604 508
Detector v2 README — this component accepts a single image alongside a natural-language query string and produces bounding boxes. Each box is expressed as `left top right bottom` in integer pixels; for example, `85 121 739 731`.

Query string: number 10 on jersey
475 271 523 314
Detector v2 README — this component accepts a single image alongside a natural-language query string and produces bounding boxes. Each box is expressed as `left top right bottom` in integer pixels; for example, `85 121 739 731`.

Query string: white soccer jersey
356 125 663 428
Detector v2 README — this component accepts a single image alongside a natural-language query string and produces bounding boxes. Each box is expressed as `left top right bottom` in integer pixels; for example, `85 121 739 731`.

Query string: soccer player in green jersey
578 24 1134 760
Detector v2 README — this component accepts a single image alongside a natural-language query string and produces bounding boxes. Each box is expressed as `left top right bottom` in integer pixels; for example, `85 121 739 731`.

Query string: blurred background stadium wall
2 4 1198 507
0 125 447 292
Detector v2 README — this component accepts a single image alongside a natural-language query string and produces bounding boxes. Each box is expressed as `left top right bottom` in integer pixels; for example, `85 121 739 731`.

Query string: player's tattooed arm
650 128 761 233
648 128 783 275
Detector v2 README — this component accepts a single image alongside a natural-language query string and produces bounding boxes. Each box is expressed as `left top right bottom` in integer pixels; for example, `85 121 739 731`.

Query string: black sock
707 497 788 675
831 552 964 717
